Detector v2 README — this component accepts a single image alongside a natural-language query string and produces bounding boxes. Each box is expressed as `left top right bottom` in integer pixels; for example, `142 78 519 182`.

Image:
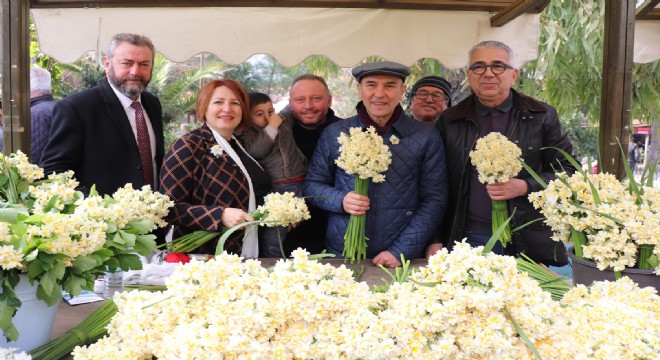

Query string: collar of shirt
355 101 402 136
475 91 514 116
107 80 143 110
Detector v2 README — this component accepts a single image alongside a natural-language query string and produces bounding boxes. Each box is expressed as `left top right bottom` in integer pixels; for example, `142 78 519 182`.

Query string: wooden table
50 258 429 359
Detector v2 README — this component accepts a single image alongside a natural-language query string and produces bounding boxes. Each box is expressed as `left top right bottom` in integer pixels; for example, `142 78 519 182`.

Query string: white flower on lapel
210 145 224 158
389 134 400 145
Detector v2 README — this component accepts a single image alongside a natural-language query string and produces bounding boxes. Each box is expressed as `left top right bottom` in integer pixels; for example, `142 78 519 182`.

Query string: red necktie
131 101 154 187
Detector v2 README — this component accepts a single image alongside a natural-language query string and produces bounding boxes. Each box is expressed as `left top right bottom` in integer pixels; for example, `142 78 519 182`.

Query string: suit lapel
99 79 140 151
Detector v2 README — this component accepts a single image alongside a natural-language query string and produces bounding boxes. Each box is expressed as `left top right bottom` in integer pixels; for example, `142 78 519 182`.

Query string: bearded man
41 33 164 197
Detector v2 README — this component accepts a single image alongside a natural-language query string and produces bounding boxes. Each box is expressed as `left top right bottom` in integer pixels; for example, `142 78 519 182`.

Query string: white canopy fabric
634 21 660 64
32 7 541 69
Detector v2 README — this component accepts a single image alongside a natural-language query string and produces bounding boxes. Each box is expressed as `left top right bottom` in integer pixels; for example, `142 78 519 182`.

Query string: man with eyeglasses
304 61 448 268
427 40 575 268
408 76 452 125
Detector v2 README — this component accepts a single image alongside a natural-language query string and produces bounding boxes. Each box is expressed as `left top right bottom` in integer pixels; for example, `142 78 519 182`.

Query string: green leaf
483 209 515 255
36 281 62 306
504 304 542 360
105 221 118 233
0 299 19 342
519 160 548 189
126 219 155 234
118 230 137 246
133 234 157 255
118 254 143 271
73 255 102 272
63 274 90 296
216 220 262 255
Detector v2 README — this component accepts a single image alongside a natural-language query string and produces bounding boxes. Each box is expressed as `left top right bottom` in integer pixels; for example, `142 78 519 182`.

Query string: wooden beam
599 0 635 179
491 0 549 27
636 0 660 20
28 0 519 12
1 0 31 155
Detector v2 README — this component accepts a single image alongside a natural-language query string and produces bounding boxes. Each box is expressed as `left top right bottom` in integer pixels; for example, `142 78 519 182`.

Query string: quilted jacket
303 107 448 260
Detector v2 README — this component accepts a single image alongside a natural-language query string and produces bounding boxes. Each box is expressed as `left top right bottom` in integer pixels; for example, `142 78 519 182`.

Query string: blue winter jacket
303 110 448 260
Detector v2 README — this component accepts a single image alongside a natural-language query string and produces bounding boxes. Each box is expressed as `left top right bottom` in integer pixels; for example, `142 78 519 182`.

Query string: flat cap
409 76 453 107
351 61 411 82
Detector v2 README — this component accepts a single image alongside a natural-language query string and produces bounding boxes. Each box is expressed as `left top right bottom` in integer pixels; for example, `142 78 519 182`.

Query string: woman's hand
221 208 254 228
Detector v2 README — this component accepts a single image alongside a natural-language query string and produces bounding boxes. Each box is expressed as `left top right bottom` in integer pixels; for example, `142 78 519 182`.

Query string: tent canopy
32 7 541 69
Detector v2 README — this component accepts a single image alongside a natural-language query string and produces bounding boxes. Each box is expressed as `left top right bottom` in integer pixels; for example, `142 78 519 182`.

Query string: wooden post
1 0 31 155
599 0 635 179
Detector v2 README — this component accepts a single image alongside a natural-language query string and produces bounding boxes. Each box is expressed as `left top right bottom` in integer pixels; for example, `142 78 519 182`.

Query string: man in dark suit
41 33 164 197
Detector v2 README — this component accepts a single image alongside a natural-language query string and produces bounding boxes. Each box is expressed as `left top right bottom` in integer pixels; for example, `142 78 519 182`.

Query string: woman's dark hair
248 92 272 110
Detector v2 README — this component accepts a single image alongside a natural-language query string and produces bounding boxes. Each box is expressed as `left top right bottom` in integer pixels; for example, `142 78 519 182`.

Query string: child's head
249 92 275 129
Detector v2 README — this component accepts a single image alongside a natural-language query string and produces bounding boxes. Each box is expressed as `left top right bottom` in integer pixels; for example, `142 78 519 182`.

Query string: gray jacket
236 115 307 181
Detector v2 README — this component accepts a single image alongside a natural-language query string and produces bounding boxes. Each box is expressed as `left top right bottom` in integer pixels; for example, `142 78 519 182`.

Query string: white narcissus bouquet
71 244 660 359
0 151 173 343
529 171 660 275
335 126 392 262
469 132 522 247
255 192 311 227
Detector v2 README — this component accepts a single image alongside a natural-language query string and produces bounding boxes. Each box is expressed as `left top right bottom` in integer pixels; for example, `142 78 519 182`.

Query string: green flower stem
637 245 654 270
343 177 369 263
6 168 21 204
165 230 221 253
571 228 587 258
491 200 512 247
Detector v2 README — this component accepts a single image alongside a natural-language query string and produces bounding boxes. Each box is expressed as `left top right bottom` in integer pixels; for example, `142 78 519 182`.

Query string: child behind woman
237 92 308 258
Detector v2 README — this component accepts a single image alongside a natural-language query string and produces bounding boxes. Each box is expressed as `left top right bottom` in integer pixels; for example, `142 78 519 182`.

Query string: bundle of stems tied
29 300 118 360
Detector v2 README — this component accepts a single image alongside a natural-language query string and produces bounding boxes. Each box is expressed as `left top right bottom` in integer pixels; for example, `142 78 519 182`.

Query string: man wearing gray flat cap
408 76 452 125
303 61 448 268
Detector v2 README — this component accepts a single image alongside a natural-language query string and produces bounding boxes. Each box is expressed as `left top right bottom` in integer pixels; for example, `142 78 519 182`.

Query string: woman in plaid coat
160 79 270 256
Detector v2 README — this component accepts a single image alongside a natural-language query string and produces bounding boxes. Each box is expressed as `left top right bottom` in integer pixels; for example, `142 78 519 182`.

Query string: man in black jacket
428 40 575 266
41 33 164 197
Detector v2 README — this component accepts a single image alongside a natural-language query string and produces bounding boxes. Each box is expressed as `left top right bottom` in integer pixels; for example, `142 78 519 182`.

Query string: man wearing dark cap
303 61 448 268
408 76 452 125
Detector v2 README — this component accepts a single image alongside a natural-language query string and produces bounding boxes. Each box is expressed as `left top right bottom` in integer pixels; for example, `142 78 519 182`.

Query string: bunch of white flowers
104 184 173 229
72 244 660 359
469 132 522 184
3 151 43 183
335 126 391 183
529 171 660 273
256 192 310 227
0 151 174 344
28 171 79 214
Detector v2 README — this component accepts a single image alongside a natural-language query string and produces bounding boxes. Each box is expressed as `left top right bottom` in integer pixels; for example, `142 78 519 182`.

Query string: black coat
41 79 164 196
436 89 576 266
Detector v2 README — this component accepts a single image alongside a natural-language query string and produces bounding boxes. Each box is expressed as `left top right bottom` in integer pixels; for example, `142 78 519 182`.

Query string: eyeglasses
468 63 513 75
413 91 446 102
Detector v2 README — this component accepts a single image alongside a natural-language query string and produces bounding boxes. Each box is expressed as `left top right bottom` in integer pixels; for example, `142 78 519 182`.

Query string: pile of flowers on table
72 244 660 359
0 151 173 342
529 170 660 274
